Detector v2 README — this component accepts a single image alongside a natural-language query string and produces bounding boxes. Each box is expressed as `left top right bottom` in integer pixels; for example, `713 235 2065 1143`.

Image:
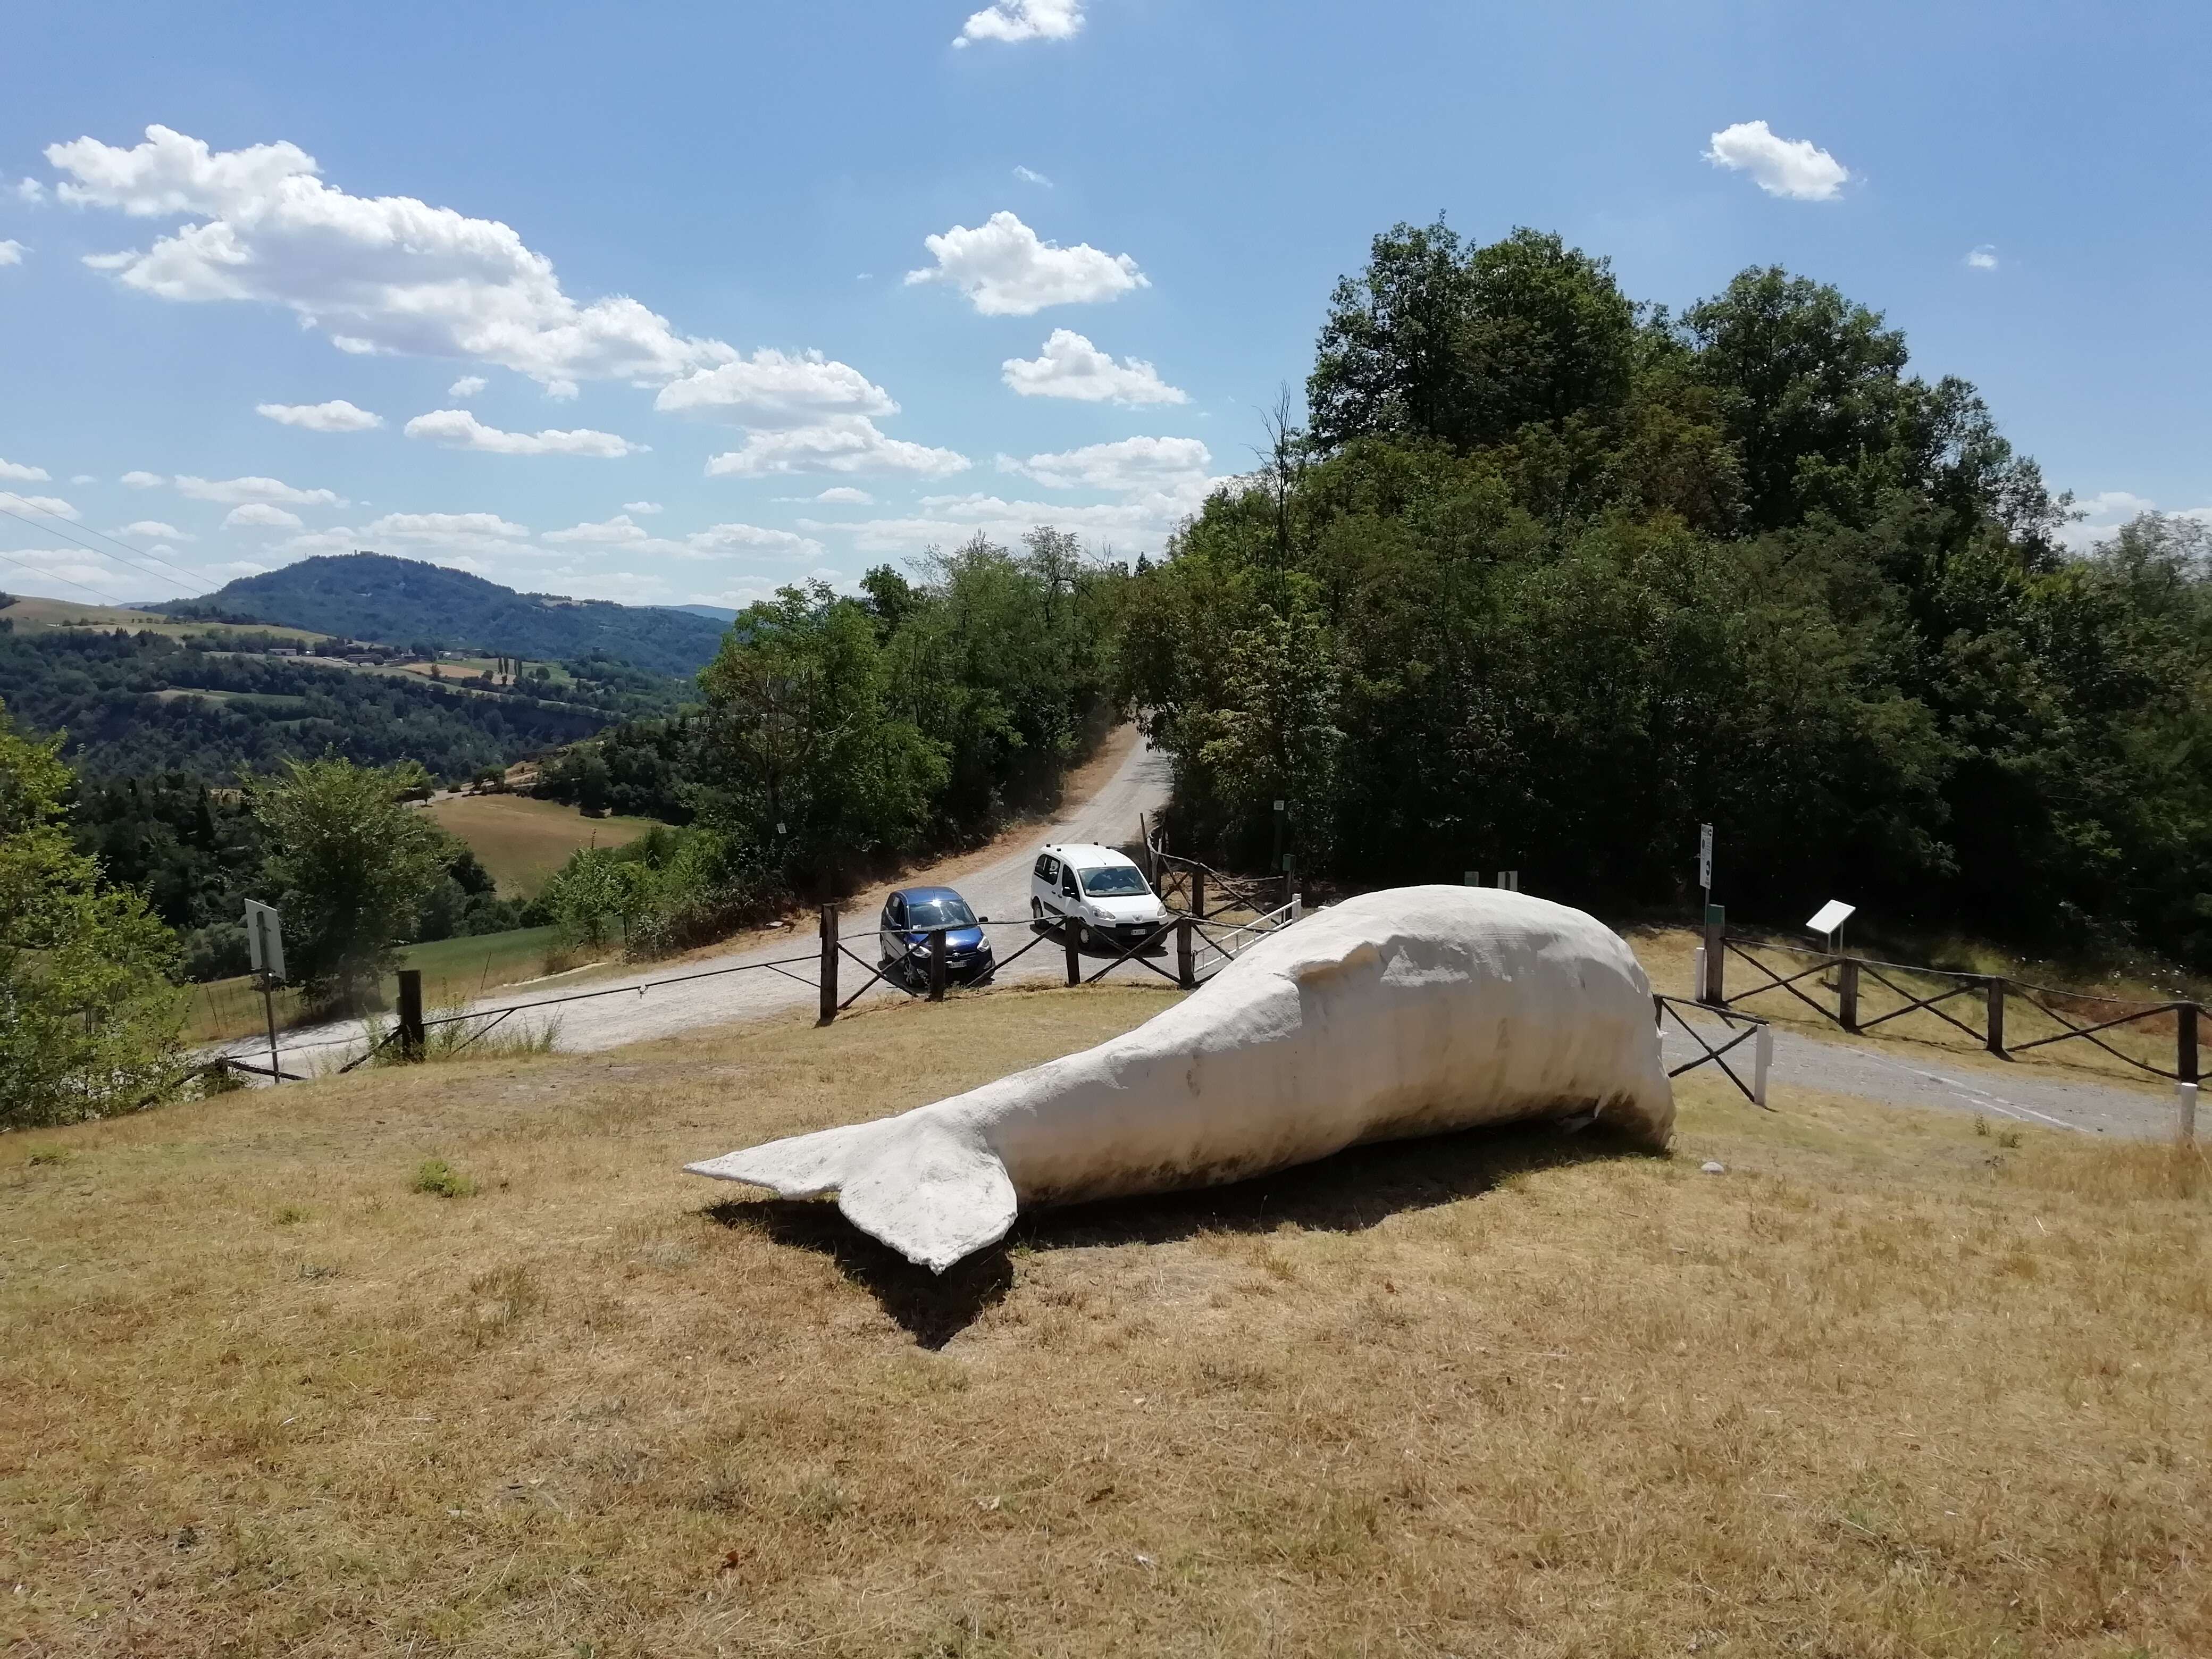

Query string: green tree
1 698 186 1128
1309 221 1637 453
252 756 455 1008
696 580 947 890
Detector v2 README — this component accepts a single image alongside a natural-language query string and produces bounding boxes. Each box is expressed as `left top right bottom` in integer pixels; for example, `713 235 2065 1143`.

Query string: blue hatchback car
877 885 995 988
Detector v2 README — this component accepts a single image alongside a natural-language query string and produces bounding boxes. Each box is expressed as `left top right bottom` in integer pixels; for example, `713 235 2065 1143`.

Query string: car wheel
1077 921 1092 949
1030 898 1042 924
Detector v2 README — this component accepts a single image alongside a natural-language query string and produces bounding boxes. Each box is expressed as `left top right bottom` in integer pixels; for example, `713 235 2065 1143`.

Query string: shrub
412 1158 476 1199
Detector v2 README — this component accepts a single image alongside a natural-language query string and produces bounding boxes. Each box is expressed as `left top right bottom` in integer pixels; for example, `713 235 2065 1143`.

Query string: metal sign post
244 900 285 1084
1697 823 1713 909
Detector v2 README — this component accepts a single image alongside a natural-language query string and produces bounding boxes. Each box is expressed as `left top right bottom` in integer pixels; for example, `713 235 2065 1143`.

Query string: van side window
1061 868 1079 898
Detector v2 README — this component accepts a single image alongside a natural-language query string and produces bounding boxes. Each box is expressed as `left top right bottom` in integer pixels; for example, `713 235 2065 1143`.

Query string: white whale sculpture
687 885 1672 1272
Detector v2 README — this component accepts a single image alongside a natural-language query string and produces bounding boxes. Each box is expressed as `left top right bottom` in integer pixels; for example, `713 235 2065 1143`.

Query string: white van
1030 842 1171 949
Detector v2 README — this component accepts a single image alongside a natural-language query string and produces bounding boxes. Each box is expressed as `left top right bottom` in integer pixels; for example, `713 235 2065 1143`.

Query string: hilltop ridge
153 553 730 678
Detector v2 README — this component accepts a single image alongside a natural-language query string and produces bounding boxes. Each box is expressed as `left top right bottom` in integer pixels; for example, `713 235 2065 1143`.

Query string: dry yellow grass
424 794 661 898
5 987 2209 1656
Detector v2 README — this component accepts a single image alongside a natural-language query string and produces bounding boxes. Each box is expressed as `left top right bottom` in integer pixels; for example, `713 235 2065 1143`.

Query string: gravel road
225 730 1177 1073
226 731 2189 1142
1658 1008 2191 1141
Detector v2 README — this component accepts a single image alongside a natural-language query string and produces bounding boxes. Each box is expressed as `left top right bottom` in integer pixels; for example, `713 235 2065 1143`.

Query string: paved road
226 732 2186 1144
1658 1007 2190 1141
225 731 1177 1073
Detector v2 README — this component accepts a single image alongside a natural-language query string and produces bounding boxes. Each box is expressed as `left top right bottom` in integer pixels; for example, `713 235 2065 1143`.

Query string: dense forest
0 626 611 778
1122 223 2212 967
155 552 731 677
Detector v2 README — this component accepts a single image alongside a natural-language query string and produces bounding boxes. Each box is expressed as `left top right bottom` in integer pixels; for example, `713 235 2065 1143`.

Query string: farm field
186 926 565 1045
6 986 2206 1655
426 793 661 896
0 594 330 644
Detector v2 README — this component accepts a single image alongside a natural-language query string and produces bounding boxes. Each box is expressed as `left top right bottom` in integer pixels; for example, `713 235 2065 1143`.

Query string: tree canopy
1127 222 2212 968
1 698 186 1127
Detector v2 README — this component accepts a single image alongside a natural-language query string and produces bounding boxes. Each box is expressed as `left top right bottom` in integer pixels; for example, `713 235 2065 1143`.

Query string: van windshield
1078 866 1150 897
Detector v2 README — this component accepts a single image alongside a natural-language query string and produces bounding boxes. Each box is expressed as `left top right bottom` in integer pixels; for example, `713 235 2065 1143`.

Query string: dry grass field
184 928 567 1046
5 987 2209 1657
426 794 661 898
0 595 328 644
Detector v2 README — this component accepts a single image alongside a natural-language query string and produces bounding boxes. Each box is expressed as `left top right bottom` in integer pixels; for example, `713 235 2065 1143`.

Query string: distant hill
153 554 730 678
672 604 740 622
0 626 607 781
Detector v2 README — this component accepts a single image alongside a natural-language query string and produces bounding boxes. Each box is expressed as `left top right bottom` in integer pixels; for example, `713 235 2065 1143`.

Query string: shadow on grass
702 1119 1660 1350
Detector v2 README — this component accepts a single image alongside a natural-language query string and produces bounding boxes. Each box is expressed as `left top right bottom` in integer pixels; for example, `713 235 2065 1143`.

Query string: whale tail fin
687 1117 1018 1275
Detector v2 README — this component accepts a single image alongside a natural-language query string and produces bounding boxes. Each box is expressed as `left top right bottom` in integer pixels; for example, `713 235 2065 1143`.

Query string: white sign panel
244 899 285 981
1697 823 1713 892
1805 899 1856 937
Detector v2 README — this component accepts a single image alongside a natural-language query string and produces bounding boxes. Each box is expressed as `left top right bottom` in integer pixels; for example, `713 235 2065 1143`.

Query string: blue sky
2 0 2207 611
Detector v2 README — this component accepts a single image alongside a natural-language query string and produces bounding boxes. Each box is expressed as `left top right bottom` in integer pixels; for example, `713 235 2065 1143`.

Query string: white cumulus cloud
906 211 1145 315
0 457 52 482
13 179 44 204
544 513 654 545
705 417 970 480
404 408 644 457
622 500 662 514
0 240 25 266
1704 121 1850 201
448 375 488 398
1013 165 1054 187
956 0 1084 46
816 487 874 505
1966 245 1999 270
174 474 342 506
256 398 384 431
45 124 740 392
1002 329 1187 405
10 495 79 519
655 348 898 427
803 482 1224 558
121 470 165 488
999 435 1212 492
118 520 193 541
540 513 823 561
224 502 304 530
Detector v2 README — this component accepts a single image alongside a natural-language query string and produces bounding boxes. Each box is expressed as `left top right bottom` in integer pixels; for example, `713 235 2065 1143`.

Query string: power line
0 546 139 608
0 496 217 599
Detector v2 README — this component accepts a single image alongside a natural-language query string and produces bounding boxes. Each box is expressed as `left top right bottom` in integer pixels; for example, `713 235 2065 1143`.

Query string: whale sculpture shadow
702 1118 1663 1349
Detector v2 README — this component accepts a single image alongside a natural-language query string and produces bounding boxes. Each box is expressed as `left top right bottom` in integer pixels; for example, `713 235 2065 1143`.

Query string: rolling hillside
153 554 731 678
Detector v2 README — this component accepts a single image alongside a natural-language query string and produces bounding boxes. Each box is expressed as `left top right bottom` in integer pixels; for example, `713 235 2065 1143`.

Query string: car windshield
1078 866 1150 897
903 895 976 929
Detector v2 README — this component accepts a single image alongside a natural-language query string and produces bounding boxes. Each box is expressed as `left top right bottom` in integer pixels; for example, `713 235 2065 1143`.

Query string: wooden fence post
1985 977 2006 1057
1837 959 1861 1034
817 905 838 1026
1191 867 1207 922
929 927 949 1002
397 968 425 1061
1065 919 1081 986
2179 1002 2199 1086
1176 915 1196 990
1699 906 1725 1006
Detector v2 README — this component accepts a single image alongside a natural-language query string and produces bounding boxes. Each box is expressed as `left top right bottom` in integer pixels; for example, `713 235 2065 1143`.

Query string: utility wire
0 496 217 599
0 546 139 607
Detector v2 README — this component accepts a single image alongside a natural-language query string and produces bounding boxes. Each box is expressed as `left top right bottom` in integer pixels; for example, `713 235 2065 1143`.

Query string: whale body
686 885 1672 1271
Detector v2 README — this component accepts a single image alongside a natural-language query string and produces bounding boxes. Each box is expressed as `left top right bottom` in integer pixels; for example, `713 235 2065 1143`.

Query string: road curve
224 730 1176 1071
